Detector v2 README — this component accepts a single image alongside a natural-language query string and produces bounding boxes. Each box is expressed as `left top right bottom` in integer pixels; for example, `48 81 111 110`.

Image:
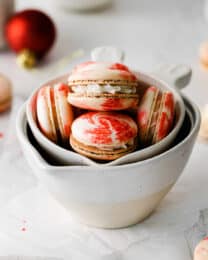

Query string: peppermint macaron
0 73 12 113
199 42 208 69
36 83 73 146
67 61 139 111
194 237 208 260
70 111 138 160
137 86 175 146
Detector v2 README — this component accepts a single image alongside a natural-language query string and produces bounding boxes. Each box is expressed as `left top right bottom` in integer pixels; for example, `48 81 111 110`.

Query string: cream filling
71 84 137 94
91 138 135 151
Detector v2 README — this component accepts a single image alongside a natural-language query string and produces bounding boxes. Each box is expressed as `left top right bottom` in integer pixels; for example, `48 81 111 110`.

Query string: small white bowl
17 94 200 228
26 64 190 166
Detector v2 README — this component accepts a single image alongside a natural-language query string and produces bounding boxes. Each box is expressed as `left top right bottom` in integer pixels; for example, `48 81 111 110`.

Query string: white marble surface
0 0 208 259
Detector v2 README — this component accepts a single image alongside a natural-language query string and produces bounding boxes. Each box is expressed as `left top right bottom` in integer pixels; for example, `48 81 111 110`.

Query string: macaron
194 237 208 260
199 104 208 141
0 73 12 113
137 86 175 146
199 42 208 69
36 83 73 146
67 61 139 111
70 111 138 160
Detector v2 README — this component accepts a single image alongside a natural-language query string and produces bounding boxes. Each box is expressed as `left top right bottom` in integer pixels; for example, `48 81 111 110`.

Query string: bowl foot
52 183 174 229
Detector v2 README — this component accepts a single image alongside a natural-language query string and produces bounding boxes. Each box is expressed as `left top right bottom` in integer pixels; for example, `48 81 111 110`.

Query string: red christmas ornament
5 9 56 68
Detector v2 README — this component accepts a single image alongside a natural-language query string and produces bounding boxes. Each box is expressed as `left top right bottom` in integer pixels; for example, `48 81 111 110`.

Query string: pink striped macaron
137 86 175 146
36 83 73 146
67 61 139 111
70 111 138 160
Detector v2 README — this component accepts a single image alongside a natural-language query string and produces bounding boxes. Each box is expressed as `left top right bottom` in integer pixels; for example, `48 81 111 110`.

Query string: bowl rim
25 70 186 167
17 93 201 171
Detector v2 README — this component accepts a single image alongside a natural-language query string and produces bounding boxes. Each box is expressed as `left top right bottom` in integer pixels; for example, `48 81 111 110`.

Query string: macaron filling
71 84 137 95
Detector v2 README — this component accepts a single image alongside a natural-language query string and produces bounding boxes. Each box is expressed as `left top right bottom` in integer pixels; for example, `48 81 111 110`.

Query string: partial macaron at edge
0 97 12 112
0 74 12 113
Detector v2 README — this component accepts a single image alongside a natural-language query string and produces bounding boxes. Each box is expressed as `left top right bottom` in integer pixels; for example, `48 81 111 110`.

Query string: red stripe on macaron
109 63 130 72
57 83 69 96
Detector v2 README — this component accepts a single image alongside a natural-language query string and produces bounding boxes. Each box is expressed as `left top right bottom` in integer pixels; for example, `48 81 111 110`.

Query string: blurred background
0 0 208 102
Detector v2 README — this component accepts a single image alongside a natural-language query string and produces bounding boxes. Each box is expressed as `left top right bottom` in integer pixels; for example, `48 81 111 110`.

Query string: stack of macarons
36 61 175 161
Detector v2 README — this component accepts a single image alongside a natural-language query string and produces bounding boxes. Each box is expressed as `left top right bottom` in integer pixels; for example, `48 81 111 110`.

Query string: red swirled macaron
70 111 138 160
67 61 139 111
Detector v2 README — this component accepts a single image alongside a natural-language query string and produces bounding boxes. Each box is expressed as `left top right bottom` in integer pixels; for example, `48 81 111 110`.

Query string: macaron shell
36 86 57 143
137 86 159 143
199 42 208 68
70 134 137 161
147 91 162 143
71 112 138 148
153 92 175 143
68 69 137 82
0 74 12 113
68 62 137 82
54 83 73 143
72 62 130 74
68 93 139 111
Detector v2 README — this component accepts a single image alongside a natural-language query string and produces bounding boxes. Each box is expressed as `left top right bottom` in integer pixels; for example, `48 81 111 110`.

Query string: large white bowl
26 65 190 166
16 94 200 228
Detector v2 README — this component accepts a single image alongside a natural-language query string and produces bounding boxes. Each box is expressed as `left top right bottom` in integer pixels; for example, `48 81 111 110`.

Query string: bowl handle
91 47 192 90
151 64 192 90
91 46 124 62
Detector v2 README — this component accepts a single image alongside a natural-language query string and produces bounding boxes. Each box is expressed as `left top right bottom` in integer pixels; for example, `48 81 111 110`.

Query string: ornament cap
17 49 37 69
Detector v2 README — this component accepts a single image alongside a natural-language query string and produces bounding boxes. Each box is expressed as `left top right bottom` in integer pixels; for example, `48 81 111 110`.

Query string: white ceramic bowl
26 65 190 166
17 94 200 228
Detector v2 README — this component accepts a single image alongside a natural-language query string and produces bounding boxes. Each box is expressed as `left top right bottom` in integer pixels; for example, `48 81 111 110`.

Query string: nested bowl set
16 52 201 228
